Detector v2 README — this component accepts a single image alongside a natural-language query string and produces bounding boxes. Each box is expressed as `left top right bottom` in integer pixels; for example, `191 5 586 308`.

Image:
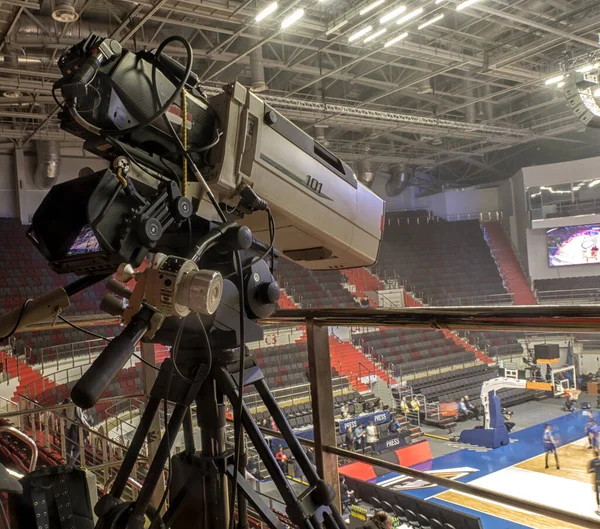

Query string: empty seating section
276 258 357 308
355 328 474 374
411 364 538 408
411 365 496 408
253 342 312 388
374 220 507 304
0 219 107 315
535 276 600 303
0 219 109 353
465 331 524 358
21 324 123 363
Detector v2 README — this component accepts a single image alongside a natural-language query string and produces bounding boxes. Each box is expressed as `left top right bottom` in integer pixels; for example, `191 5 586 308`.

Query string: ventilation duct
16 17 109 39
249 28 267 93
357 155 374 188
34 140 61 190
314 124 328 146
464 79 476 124
386 164 411 197
52 0 79 22
3 47 21 98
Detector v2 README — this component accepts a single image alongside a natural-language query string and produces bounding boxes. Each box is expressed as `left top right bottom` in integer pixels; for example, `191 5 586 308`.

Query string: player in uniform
587 418 599 451
588 452 600 516
543 424 560 470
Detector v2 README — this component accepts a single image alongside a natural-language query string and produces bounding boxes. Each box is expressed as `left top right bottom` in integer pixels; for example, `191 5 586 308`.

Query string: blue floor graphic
370 410 598 528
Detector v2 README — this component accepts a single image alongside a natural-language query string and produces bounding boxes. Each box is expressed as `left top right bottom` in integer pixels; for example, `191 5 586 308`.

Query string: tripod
96 349 346 529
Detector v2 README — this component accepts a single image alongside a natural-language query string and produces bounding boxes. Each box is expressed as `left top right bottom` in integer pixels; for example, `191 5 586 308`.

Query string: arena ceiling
1 0 600 194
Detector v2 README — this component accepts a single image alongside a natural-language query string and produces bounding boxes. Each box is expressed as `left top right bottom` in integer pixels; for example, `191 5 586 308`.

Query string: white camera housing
193 83 385 270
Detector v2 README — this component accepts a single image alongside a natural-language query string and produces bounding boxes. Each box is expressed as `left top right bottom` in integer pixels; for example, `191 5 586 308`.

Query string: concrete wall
502 157 600 281
377 182 500 218
0 148 107 224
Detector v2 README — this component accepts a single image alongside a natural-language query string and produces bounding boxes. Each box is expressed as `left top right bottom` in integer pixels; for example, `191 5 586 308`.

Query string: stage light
256 2 278 22
457 0 481 10
545 75 564 85
418 13 444 30
384 31 408 47
364 28 387 42
349 25 372 41
396 7 423 25
325 19 349 34
360 0 385 16
281 8 304 28
380 5 406 24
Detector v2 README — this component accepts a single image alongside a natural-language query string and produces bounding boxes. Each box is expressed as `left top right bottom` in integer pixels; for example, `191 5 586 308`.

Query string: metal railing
260 305 600 529
536 288 600 305
430 292 514 306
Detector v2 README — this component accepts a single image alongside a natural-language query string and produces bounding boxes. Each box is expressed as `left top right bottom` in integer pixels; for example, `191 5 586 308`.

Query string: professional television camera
1 34 385 529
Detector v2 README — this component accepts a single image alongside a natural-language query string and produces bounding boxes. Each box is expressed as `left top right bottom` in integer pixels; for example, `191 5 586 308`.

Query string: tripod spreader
96 355 346 529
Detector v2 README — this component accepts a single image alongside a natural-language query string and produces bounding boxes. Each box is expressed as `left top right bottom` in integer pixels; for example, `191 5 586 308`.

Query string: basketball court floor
373 410 598 529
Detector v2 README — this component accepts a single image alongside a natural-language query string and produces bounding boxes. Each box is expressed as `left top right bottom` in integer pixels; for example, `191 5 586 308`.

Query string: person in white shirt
366 421 378 446
340 402 349 419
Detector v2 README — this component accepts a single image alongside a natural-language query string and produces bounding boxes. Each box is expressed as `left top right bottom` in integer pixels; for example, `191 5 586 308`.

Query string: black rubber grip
71 306 155 409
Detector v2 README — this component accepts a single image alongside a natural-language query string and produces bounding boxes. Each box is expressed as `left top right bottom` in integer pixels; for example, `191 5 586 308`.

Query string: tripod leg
128 402 189 529
215 365 326 529
196 380 229 529
255 377 320 485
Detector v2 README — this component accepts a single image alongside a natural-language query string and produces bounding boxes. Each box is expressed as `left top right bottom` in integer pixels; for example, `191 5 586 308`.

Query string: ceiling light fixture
417 13 444 29
576 63 600 73
557 81 565 88
325 19 349 34
435 0 445 3
545 75 564 85
380 5 406 24
349 25 373 41
384 31 408 47
364 28 387 42
281 8 304 28
360 0 385 16
595 88 600 97
589 179 600 188
457 0 481 10
396 7 423 25
256 2 278 22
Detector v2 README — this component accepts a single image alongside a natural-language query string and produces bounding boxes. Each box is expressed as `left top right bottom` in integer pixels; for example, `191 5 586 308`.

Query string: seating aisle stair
0 350 55 403
341 269 384 306
328 335 395 392
439 329 494 365
483 222 537 305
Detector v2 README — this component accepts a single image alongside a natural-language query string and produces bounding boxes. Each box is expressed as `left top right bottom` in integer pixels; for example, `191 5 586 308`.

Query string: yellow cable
182 88 188 197
115 168 127 189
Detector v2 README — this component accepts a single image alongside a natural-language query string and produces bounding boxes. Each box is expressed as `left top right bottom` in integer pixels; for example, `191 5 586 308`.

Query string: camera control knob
257 282 280 306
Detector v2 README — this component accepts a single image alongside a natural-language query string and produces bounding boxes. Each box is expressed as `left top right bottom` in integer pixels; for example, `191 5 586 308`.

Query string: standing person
464 395 480 420
64 398 91 466
366 421 378 447
399 397 409 415
588 452 600 516
354 424 366 452
410 396 420 413
587 419 599 451
345 426 356 450
543 424 560 470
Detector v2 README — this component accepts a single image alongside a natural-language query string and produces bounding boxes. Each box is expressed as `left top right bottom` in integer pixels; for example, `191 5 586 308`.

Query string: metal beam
120 0 169 44
306 321 340 511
